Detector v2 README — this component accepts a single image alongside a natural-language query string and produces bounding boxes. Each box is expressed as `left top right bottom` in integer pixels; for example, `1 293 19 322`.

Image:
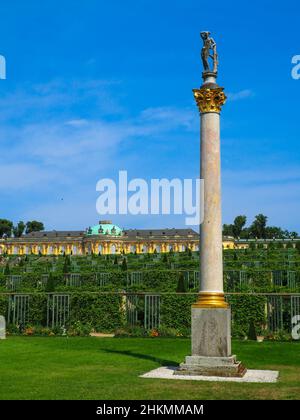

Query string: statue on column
200 31 218 74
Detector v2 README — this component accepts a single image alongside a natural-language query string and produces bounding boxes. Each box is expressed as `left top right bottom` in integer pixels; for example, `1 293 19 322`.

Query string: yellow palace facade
0 220 298 256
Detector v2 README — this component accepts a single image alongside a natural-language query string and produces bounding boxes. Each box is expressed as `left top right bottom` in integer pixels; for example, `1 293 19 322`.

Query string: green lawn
0 337 299 400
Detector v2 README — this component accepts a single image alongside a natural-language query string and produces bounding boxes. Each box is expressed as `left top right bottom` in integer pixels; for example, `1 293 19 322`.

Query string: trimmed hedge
228 294 266 337
0 292 291 338
160 294 197 334
69 293 124 331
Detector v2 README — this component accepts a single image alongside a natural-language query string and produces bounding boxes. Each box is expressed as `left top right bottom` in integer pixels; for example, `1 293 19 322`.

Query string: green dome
86 221 122 236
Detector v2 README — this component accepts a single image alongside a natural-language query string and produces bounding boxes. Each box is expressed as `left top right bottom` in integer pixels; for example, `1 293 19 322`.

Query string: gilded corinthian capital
193 87 226 114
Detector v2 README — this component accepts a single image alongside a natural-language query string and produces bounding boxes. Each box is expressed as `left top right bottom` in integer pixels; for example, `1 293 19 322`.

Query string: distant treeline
0 219 44 238
223 214 298 239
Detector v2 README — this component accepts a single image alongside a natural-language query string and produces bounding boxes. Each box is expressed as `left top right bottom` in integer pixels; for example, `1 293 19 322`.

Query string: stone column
194 75 227 308
176 69 246 377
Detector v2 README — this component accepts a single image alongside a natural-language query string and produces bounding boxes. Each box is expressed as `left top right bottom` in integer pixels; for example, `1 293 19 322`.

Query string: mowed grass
0 337 299 400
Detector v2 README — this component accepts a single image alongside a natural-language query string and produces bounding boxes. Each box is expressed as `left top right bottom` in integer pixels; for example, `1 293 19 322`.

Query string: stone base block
175 355 246 377
175 306 247 377
191 307 231 357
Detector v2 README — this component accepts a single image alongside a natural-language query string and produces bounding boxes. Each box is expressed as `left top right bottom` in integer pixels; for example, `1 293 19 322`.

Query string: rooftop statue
200 31 218 74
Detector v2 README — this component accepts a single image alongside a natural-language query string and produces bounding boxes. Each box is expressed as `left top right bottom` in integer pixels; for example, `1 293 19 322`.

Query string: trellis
71 262 79 271
182 271 190 288
126 294 139 326
8 294 30 325
291 295 300 326
224 271 239 291
287 271 297 289
144 294 160 330
6 275 22 291
47 294 70 328
66 273 81 287
241 262 252 269
125 294 160 330
193 271 200 289
179 271 198 290
288 261 296 268
267 295 283 332
145 263 156 269
239 271 249 288
129 271 143 286
38 274 49 289
96 264 107 270
272 270 285 286
96 272 110 286
172 263 183 269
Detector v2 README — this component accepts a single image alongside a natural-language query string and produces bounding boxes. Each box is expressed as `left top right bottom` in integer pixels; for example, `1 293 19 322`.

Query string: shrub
114 326 148 338
228 295 266 336
68 321 93 336
176 273 188 293
160 294 197 334
4 263 10 275
121 258 127 271
247 320 257 340
45 273 56 292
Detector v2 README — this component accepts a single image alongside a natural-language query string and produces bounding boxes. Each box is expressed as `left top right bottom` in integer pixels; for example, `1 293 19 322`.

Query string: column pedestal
175 308 246 377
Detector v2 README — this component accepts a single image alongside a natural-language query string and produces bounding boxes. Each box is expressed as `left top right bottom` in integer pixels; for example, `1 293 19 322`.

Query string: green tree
25 221 44 234
13 221 25 238
222 223 234 236
121 258 127 271
0 219 13 237
247 320 257 341
232 215 247 238
63 255 71 274
249 214 268 239
176 273 188 293
4 262 10 275
45 273 55 292
265 226 285 239
240 227 250 239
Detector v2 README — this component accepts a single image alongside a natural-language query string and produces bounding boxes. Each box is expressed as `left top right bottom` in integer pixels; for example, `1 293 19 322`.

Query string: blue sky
0 0 299 232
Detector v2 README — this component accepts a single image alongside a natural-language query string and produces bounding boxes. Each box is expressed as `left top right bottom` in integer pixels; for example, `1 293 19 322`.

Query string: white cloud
140 106 197 130
0 80 197 198
226 89 254 101
1 79 297 232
